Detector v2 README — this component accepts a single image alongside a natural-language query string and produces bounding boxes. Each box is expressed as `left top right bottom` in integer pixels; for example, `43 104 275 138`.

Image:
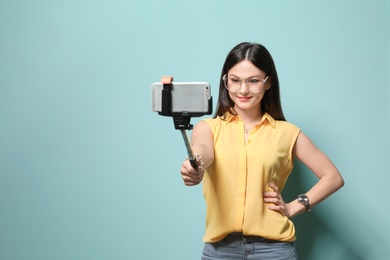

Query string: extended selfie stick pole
180 126 199 169
159 76 198 169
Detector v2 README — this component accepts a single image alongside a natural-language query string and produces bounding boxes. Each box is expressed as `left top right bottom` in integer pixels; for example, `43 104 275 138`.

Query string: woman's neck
233 105 263 125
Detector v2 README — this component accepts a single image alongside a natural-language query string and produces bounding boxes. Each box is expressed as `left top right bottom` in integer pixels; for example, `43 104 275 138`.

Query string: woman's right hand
180 158 204 186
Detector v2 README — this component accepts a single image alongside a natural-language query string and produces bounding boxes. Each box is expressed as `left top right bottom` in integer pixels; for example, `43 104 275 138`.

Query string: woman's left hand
263 182 291 217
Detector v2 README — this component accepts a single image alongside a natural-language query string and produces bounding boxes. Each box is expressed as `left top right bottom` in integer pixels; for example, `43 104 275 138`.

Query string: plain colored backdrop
1 1 389 259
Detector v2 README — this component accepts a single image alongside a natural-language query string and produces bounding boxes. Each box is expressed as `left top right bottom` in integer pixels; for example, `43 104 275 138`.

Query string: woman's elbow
334 172 345 190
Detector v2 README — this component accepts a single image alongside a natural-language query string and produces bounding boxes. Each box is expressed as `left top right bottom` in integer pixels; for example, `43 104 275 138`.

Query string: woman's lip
238 97 251 101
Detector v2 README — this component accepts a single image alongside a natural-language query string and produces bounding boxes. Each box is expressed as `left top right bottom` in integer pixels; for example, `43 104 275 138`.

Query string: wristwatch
297 194 311 212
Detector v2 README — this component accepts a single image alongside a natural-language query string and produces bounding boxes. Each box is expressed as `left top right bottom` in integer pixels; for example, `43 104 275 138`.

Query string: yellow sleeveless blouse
202 112 300 243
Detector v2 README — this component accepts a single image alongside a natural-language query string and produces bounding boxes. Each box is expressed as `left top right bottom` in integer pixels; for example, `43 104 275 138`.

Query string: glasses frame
222 74 269 93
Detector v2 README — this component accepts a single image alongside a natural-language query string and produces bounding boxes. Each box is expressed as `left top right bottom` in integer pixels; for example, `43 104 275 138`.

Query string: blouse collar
221 109 276 129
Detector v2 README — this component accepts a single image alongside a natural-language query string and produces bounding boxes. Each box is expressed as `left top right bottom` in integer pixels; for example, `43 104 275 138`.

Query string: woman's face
226 60 270 114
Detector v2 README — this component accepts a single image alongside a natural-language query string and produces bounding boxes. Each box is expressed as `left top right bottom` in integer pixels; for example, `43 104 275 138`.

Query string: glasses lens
224 76 240 91
223 75 267 92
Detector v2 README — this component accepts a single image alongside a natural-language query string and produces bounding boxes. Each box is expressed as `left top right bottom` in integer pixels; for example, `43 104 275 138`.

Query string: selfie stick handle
180 129 198 169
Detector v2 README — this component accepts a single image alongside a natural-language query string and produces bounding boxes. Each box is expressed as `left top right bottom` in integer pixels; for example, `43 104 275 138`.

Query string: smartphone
151 82 212 116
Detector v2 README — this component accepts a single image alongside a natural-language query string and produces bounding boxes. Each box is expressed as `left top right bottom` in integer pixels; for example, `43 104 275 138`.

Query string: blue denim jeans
201 233 297 260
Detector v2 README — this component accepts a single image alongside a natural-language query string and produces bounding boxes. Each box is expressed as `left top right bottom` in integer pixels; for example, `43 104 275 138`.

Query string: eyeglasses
222 74 269 93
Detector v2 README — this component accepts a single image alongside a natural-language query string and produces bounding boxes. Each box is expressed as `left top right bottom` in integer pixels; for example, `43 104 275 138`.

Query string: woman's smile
237 96 252 102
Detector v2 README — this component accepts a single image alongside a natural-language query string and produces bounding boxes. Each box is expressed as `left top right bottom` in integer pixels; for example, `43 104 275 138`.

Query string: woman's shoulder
276 120 299 130
265 113 300 132
202 116 222 128
200 116 229 135
204 110 236 125
273 120 301 142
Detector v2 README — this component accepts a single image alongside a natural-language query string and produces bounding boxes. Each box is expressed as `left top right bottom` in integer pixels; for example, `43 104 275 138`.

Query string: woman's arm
264 131 344 217
180 121 214 186
288 131 345 217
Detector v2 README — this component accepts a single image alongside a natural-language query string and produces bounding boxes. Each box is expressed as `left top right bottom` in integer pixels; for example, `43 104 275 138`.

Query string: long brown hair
214 42 286 121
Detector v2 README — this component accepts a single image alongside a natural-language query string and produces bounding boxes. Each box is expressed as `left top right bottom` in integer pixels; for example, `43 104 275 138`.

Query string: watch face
298 195 308 204
298 194 310 212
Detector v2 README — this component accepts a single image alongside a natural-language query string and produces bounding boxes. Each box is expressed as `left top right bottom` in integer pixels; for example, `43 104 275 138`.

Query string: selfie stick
180 126 199 169
159 76 199 169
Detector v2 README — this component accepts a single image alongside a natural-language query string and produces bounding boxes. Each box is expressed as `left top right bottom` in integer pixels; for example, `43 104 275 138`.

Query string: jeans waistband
227 232 279 243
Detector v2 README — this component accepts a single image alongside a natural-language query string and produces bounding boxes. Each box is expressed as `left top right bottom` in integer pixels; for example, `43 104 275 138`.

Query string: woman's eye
248 79 260 84
231 78 241 83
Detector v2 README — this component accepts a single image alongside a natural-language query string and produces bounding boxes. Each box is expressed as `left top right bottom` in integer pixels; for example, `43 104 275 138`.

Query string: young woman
180 42 344 260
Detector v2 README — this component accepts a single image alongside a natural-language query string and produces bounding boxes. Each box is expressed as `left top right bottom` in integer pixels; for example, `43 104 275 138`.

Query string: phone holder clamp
158 76 198 168
158 76 194 130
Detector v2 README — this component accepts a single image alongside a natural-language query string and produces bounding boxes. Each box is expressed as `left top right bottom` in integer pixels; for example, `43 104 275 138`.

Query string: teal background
1 0 389 259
